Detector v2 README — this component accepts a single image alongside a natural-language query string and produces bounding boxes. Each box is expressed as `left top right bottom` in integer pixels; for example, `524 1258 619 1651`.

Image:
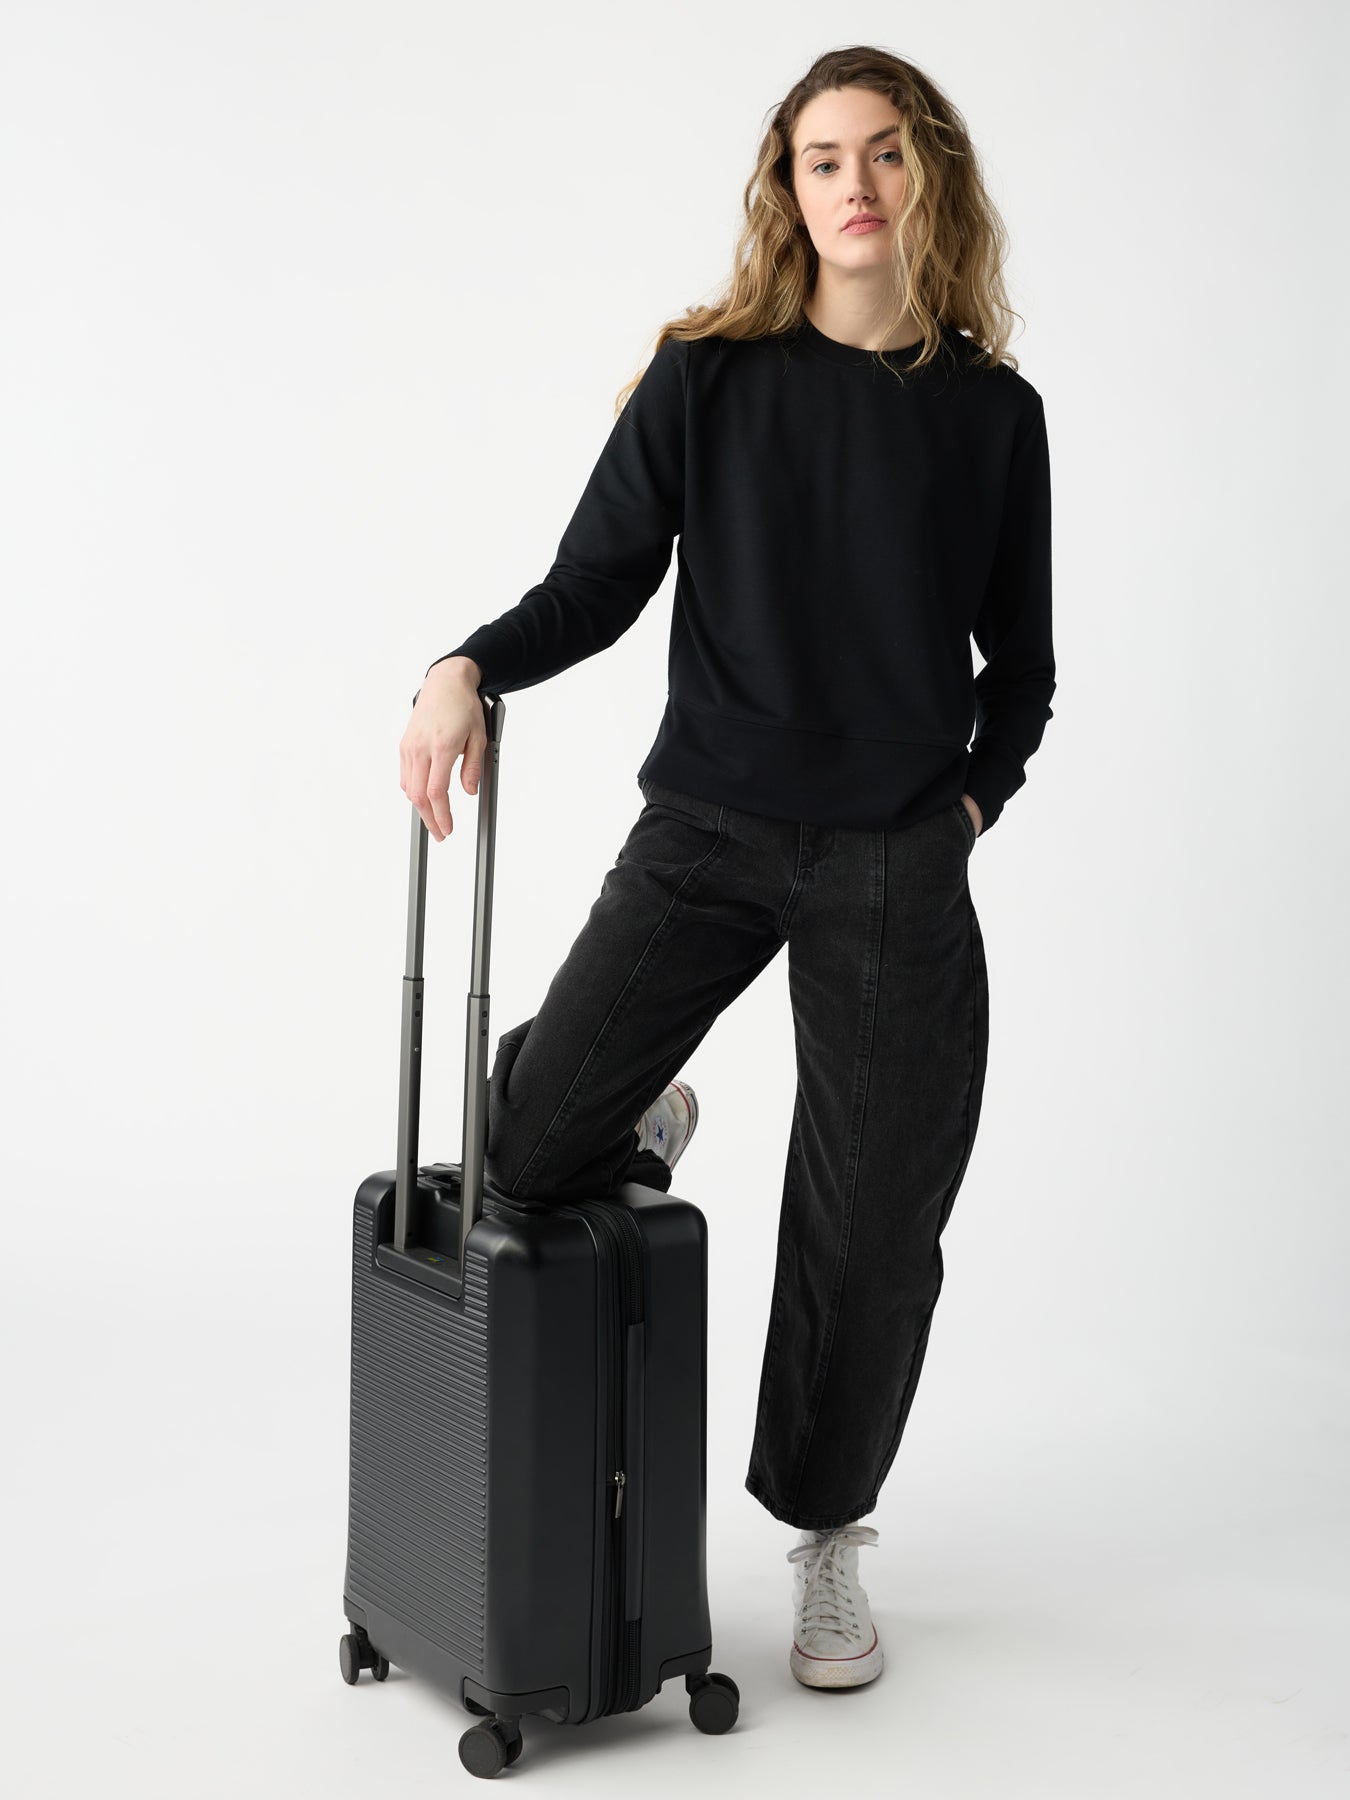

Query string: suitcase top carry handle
391 688 505 1294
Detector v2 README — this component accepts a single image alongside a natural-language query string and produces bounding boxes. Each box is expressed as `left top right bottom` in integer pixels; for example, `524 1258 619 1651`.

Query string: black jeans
482 776 990 1533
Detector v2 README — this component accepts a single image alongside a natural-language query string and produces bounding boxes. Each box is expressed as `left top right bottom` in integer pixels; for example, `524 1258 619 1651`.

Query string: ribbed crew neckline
793 315 944 368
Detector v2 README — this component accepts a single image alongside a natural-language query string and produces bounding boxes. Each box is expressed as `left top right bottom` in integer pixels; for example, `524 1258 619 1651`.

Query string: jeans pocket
624 781 728 881
639 777 724 832
953 799 977 849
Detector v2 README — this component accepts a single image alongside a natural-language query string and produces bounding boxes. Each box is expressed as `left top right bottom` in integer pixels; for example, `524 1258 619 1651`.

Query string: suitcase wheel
458 1716 523 1777
687 1670 740 1734
338 1627 390 1684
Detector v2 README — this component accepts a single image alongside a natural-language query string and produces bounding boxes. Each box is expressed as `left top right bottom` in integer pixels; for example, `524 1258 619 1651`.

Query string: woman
399 45 1054 1692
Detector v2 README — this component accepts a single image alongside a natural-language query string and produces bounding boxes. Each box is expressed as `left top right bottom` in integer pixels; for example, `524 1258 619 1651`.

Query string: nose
846 166 877 206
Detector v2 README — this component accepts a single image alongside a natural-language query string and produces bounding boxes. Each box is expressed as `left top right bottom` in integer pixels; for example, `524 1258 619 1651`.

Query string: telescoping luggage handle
383 688 506 1302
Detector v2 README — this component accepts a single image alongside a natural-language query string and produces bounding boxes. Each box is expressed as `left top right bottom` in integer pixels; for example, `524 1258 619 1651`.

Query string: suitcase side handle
390 688 506 1292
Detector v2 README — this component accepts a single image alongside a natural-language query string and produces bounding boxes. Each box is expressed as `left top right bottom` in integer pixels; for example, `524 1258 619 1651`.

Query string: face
789 87 908 268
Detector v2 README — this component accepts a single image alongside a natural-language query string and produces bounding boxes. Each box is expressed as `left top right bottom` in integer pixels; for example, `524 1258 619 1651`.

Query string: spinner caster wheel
338 1633 362 1684
458 1717 523 1778
687 1670 739 1733
338 1627 388 1684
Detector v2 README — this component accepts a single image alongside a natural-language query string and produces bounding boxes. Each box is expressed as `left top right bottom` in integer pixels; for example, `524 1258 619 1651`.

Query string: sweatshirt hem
636 696 972 830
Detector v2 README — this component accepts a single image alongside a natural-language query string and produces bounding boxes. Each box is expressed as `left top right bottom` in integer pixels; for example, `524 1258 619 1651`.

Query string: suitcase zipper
561 1197 644 1718
476 1182 645 1720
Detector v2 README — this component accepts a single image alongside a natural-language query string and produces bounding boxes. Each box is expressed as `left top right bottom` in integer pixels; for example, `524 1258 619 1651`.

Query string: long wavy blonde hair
614 44 1023 417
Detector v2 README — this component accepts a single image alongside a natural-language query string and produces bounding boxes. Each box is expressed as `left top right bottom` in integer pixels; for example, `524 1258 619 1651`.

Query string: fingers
424 744 454 840
398 707 488 845
398 729 451 842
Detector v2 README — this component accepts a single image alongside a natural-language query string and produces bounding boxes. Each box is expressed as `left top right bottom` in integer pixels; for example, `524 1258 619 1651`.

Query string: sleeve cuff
963 744 1026 835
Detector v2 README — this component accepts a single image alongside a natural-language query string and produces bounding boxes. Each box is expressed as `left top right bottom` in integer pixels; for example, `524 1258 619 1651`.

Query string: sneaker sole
665 1079 699 1169
789 1627 884 1689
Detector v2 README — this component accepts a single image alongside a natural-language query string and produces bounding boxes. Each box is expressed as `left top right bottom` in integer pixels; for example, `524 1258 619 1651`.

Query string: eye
811 150 902 175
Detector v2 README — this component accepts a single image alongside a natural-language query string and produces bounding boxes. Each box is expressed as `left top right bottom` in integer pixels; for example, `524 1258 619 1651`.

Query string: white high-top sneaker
787 1522 884 1688
633 1078 699 1169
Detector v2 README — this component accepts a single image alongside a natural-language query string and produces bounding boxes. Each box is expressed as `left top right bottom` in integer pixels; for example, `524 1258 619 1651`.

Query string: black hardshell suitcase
340 691 740 1778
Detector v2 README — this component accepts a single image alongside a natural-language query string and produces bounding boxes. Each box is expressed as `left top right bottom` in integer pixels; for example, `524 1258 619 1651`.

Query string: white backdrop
4 2 1347 1795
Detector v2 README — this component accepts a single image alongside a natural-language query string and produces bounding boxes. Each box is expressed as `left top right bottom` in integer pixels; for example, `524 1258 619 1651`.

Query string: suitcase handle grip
392 687 506 1289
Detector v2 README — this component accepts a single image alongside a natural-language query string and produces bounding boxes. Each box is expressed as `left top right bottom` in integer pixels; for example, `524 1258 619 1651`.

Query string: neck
804 278 923 352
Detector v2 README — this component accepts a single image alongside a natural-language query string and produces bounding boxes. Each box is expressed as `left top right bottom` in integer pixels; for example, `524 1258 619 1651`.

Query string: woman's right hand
399 657 486 842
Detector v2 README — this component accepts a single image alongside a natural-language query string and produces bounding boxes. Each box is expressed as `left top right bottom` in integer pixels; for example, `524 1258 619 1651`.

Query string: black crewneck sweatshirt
428 316 1055 835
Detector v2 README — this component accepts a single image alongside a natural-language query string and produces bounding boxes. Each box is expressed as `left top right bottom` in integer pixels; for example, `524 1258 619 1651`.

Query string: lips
842 214 884 232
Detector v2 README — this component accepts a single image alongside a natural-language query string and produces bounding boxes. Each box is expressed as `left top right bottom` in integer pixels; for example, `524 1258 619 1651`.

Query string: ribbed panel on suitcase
346 1179 490 1673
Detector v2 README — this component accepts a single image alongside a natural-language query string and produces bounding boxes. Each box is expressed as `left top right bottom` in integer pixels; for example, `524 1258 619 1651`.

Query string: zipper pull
612 1468 626 1519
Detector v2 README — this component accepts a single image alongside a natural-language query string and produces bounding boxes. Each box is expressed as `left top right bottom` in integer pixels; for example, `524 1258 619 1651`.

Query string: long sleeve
426 335 688 693
964 392 1056 834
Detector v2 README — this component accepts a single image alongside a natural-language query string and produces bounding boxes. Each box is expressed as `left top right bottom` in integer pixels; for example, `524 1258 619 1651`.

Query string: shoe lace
786 1524 879 1643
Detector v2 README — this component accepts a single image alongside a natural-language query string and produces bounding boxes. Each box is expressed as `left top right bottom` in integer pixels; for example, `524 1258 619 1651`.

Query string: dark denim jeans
482 775 989 1532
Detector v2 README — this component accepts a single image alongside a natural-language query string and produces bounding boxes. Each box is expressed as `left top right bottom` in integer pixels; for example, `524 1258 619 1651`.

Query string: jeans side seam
781 828 885 1517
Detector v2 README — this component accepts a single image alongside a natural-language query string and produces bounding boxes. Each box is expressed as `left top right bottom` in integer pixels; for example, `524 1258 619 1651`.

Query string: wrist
428 654 483 687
